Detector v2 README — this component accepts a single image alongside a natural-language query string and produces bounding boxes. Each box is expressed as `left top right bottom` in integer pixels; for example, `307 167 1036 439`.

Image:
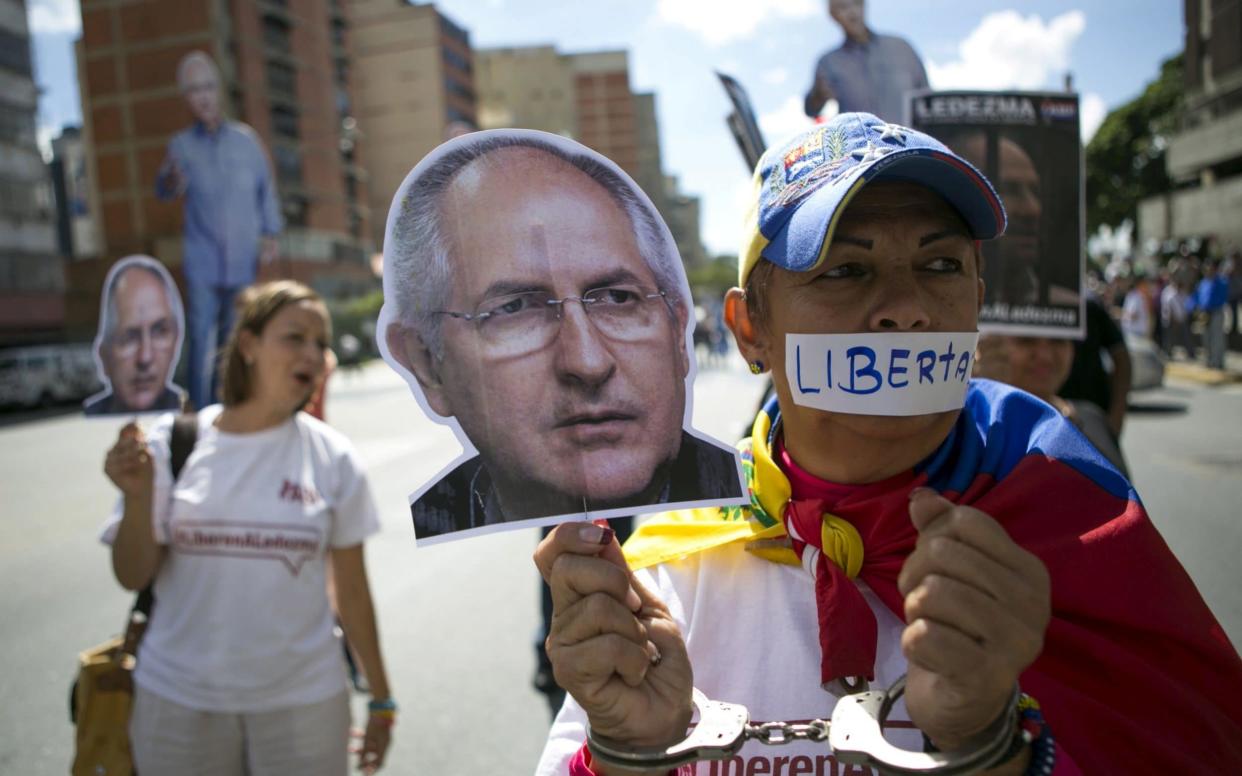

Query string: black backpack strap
169 412 199 481
130 412 199 619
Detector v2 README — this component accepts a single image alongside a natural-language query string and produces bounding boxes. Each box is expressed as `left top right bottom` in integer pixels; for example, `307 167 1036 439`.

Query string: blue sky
28 0 1182 256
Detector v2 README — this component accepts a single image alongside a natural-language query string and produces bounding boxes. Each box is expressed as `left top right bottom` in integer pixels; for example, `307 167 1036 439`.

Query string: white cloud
655 0 818 46
27 0 81 35
926 11 1086 90
758 95 815 148
1080 92 1107 144
762 67 789 86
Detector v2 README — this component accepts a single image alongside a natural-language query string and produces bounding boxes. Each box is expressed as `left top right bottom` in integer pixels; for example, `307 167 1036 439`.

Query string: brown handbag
69 414 198 776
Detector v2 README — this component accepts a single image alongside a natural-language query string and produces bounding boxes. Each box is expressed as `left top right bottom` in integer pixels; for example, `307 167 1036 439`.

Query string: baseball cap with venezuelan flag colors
738 112 1007 286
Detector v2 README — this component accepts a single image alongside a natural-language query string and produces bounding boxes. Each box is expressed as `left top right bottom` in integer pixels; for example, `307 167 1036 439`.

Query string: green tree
1085 54 1185 235
686 254 739 301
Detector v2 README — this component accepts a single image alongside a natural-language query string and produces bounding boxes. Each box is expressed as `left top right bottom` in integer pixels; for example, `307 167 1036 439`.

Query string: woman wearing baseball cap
535 113 1242 775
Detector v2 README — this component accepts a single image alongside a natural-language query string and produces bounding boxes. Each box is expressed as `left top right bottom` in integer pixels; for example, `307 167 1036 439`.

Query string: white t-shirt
1160 283 1187 325
1121 289 1151 338
100 406 380 713
536 540 918 775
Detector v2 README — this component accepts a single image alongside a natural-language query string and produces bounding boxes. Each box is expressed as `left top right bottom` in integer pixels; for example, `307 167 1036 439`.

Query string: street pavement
1 354 1239 775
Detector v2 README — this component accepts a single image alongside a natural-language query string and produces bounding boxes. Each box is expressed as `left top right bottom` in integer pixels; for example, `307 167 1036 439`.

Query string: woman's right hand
104 422 154 498
535 522 694 756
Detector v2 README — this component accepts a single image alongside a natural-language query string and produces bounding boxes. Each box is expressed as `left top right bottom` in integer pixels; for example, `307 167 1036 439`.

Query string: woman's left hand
897 489 1050 752
353 713 392 774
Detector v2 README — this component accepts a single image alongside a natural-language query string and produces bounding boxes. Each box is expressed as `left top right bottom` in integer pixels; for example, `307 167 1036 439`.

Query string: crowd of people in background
1096 244 1239 370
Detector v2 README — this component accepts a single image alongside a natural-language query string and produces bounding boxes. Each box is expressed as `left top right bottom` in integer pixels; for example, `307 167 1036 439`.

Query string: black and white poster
909 91 1084 337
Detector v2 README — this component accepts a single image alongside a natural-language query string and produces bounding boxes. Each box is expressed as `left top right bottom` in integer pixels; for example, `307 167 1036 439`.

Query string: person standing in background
1197 259 1229 369
156 51 283 410
1224 248 1240 337
976 335 1128 477
1121 275 1153 340
1160 278 1193 358
102 281 393 775
1059 296 1131 440
803 0 928 122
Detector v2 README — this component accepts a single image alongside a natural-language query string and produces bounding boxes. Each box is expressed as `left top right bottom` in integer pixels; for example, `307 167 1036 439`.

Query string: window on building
273 145 302 186
444 77 474 103
262 14 292 53
271 105 300 140
0 101 35 145
445 106 475 127
332 239 366 264
438 15 470 47
282 194 308 227
0 29 32 76
0 179 42 219
266 60 297 101
442 46 472 76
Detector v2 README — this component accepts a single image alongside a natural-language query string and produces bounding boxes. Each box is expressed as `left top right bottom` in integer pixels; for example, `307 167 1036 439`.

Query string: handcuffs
587 676 1021 774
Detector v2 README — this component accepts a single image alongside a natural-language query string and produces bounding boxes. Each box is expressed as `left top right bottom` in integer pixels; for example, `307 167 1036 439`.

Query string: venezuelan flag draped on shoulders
625 378 1242 773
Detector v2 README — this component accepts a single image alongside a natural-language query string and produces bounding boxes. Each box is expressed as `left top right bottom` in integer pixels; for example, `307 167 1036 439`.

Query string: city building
49 126 102 260
0 0 63 347
72 0 376 334
349 0 476 248
475 45 574 138
476 45 708 268
1139 0 1242 252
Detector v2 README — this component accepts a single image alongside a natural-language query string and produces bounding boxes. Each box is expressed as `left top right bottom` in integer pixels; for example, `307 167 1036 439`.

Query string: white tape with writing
785 332 980 416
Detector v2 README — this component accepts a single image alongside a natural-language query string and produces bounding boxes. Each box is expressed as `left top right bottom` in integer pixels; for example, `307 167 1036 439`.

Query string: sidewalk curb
1165 361 1242 386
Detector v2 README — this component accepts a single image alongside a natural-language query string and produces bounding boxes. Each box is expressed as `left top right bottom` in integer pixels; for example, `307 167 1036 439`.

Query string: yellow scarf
623 405 863 575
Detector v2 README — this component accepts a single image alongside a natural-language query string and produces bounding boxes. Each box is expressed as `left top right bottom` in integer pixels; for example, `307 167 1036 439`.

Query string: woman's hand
535 522 693 756
353 713 392 774
106 422 162 590
104 422 153 498
330 545 394 774
898 490 1050 753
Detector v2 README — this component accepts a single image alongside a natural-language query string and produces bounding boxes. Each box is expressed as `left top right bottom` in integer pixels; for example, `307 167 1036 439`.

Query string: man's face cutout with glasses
379 130 746 545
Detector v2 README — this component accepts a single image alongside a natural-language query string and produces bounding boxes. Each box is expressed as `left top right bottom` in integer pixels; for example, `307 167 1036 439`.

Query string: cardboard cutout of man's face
378 130 745 545
85 256 186 416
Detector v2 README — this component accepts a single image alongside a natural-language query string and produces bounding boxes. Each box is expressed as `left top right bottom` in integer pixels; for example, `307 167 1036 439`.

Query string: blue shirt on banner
807 31 928 123
156 121 282 289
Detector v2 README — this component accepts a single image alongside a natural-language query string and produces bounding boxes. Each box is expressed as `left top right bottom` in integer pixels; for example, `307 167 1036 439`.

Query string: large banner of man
377 129 747 545
909 91 1084 337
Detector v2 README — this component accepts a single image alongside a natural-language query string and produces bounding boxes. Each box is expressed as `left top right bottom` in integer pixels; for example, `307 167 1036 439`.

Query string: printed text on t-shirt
279 478 322 506
171 520 322 575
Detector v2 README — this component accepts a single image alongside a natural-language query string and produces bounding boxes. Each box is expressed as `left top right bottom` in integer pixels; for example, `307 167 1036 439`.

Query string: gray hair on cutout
387 133 689 357
98 256 183 347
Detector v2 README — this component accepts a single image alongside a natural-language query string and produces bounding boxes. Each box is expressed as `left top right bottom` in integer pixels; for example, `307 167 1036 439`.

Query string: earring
748 360 765 375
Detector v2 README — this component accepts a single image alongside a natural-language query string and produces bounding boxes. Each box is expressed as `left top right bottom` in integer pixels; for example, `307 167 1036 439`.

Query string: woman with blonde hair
103 280 394 775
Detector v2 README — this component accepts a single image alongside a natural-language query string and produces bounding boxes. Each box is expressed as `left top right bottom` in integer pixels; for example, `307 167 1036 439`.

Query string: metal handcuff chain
587 675 1019 775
